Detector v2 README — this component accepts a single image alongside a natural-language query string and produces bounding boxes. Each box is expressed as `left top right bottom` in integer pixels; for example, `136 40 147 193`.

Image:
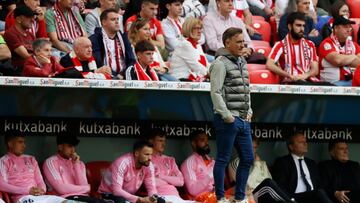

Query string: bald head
73 37 93 61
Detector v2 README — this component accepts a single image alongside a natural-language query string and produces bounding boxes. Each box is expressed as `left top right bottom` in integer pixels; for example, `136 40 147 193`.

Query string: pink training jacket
151 153 184 196
43 154 90 197
98 153 157 203
180 153 215 197
0 153 46 203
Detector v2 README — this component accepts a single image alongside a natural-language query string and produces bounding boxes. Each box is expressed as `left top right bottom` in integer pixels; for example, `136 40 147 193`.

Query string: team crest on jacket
324 43 331 51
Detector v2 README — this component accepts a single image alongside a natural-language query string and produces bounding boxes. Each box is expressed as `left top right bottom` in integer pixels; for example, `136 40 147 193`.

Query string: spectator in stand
85 0 124 36
125 40 160 81
319 140 360 203
43 135 107 203
5 0 47 38
98 140 162 203
45 0 87 57
0 134 68 203
278 0 322 47
122 0 140 23
319 16 360 86
89 9 135 79
228 136 295 203
181 0 206 19
321 0 350 41
275 0 317 28
128 18 177 81
161 0 184 53
4 5 36 74
23 39 64 77
60 37 112 79
169 17 208 82
267 12 322 85
317 0 336 13
0 0 15 31
208 0 262 41
0 35 12 71
147 129 194 203
247 0 274 21
181 130 215 199
203 0 254 56
272 131 332 203
125 0 165 50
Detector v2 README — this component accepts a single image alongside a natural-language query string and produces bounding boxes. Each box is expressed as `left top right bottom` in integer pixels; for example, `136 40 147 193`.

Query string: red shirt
319 37 360 82
4 25 36 68
5 10 47 38
353 66 360 86
23 56 64 77
125 15 163 40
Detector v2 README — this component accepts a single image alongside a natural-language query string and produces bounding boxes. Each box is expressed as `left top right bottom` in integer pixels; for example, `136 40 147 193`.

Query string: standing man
210 27 254 203
43 135 107 203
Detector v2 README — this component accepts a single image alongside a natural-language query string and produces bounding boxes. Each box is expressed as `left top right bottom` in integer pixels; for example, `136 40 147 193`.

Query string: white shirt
291 154 314 193
107 38 118 72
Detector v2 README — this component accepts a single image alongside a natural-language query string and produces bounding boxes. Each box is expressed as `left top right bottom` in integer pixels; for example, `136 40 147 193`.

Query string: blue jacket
89 27 136 77
278 13 322 47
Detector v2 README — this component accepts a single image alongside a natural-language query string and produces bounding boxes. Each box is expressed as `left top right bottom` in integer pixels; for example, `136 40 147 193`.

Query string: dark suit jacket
272 154 321 196
318 159 360 199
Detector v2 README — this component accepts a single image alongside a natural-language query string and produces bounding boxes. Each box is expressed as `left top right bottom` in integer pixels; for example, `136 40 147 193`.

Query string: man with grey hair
210 27 253 203
60 37 112 79
23 39 64 77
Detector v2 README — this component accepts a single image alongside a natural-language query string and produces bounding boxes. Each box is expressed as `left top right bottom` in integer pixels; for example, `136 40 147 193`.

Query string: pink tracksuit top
98 153 157 203
180 153 215 197
151 153 184 196
0 153 46 203
43 154 90 197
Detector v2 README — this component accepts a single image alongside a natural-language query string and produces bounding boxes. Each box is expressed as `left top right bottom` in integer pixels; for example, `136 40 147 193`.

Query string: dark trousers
252 178 295 203
294 189 332 203
67 195 108 203
249 5 270 21
101 194 127 203
213 114 254 200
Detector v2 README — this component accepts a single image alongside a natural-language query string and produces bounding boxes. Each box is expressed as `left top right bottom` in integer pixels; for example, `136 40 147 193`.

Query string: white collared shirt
291 154 314 193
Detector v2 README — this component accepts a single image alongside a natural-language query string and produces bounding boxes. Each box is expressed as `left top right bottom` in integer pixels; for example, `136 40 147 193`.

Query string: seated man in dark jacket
319 140 360 203
89 8 135 80
60 37 112 79
272 131 332 203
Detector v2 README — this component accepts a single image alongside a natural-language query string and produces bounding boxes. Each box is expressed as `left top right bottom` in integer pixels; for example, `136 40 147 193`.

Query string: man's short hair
32 39 52 52
141 0 159 5
134 40 155 53
286 130 304 152
222 27 243 46
328 139 347 152
164 0 184 5
4 132 24 147
133 140 153 152
147 129 166 140
14 5 35 18
100 8 118 24
189 130 208 142
56 135 80 146
286 12 306 26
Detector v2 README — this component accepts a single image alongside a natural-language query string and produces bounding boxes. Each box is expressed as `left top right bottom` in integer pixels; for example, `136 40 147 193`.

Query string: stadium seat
254 46 272 57
252 15 266 21
350 18 360 44
348 0 360 18
251 20 271 43
252 40 270 48
247 64 267 72
249 69 280 84
85 161 111 198
0 191 11 203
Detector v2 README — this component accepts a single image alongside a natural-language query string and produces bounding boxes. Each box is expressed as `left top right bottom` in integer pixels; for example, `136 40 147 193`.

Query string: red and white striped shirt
268 34 318 82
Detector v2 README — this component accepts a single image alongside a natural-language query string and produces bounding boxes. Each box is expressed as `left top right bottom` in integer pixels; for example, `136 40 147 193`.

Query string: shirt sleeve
143 163 157 197
209 59 233 120
161 20 179 52
180 159 213 197
36 19 48 38
32 158 46 191
246 0 266 10
318 40 336 58
73 161 89 186
178 42 208 76
43 158 90 196
85 12 98 36
75 10 86 32
154 20 163 36
268 41 283 63
203 16 224 52
112 160 139 203
4 30 22 50
45 9 56 33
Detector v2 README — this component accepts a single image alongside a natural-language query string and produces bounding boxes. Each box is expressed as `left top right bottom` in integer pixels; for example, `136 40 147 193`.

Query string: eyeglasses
192 26 203 30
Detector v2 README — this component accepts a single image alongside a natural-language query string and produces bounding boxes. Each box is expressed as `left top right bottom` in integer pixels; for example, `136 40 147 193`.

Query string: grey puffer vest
217 52 250 119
